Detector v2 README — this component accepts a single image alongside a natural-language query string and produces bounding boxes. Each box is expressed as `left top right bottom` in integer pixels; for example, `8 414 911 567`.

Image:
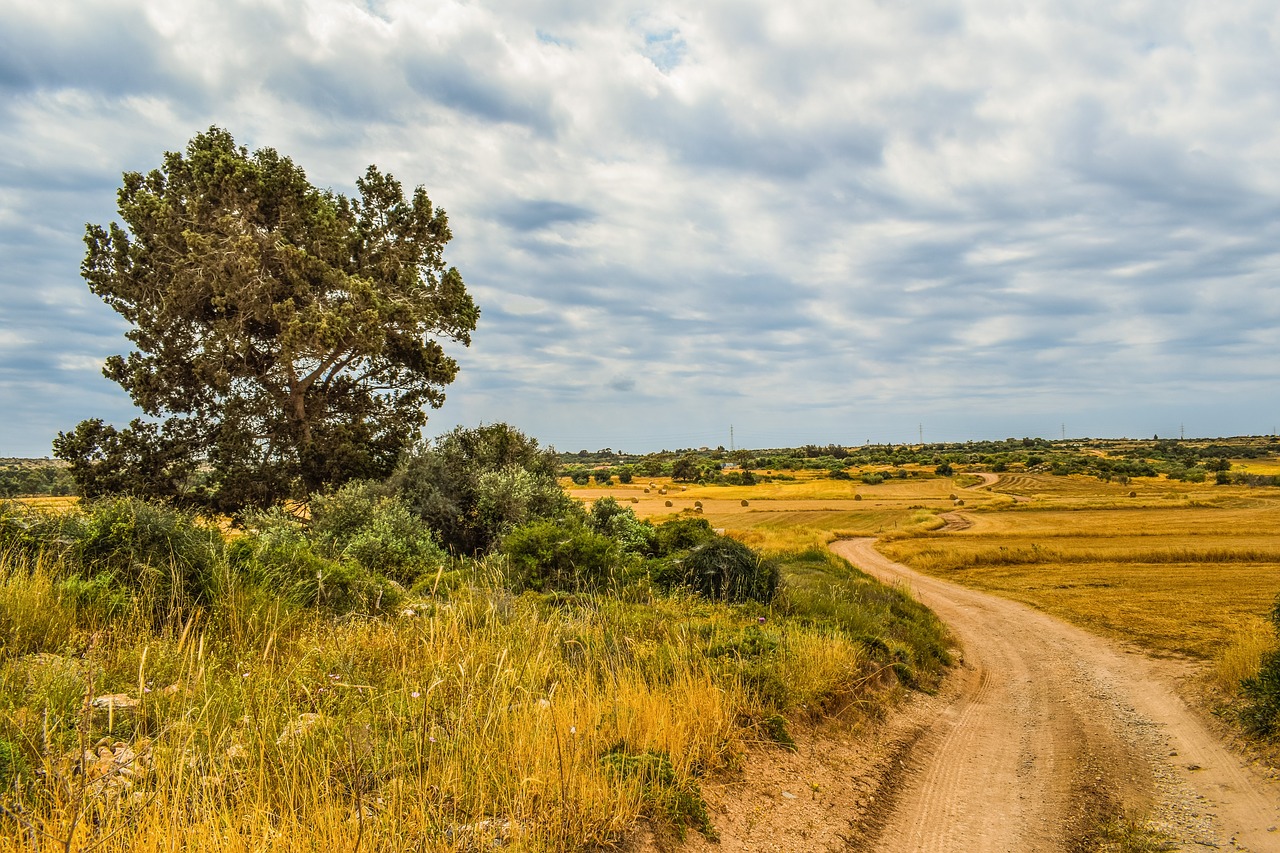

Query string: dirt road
830 538 1280 852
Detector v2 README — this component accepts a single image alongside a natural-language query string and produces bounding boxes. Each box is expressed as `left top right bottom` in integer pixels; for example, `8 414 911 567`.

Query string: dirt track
830 538 1280 851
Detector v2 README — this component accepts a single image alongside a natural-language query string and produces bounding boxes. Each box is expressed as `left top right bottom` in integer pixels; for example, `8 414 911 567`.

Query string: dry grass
880 488 1280 661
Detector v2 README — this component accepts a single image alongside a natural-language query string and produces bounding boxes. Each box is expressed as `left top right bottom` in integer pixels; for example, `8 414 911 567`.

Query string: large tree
54 128 479 512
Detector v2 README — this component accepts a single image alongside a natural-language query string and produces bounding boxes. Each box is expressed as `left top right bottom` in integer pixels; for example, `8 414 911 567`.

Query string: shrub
311 481 446 587
860 472 885 485
655 517 716 556
589 498 657 556
593 469 613 485
570 471 591 485
657 537 779 605
501 519 623 593
230 509 399 613
616 467 634 484
935 462 954 476
1240 595 1280 737
65 497 222 622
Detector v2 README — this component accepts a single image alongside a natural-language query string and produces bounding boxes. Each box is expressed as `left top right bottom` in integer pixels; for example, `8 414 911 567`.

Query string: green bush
501 519 623 593
654 517 716 556
593 469 613 486
600 744 715 841
58 497 223 623
311 481 446 587
230 509 399 614
1240 594 1280 737
657 537 779 605
616 467 634 484
589 498 657 556
570 470 591 486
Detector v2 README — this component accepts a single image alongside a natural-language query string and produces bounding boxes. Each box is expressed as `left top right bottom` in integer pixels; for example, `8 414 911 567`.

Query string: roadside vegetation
0 428 949 851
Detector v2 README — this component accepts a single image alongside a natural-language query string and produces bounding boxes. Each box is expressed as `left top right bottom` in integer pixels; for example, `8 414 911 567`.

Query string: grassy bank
0 499 948 851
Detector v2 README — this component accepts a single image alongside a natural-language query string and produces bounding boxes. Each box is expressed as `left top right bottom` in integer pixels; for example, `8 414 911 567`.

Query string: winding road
830 538 1280 852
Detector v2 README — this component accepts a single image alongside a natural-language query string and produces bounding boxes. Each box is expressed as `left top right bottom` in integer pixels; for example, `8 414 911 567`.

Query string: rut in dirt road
830 538 1280 853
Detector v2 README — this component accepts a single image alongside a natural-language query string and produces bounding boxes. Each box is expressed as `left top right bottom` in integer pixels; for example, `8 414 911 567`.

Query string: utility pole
1061 423 1065 441
1181 423 1185 440
918 423 923 445
730 425 734 453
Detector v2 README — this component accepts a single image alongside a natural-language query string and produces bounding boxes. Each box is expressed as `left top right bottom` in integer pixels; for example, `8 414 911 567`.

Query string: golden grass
1211 617 1277 694
879 496 1280 660
0 545 894 851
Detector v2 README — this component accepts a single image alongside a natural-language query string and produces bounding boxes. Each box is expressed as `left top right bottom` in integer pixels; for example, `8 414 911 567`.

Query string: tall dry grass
0 531 937 850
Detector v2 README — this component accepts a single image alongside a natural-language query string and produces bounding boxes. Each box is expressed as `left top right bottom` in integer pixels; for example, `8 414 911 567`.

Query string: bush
311 481 446 586
593 469 613 486
1240 595 1280 737
617 467 634 484
66 497 222 623
589 498 657 556
230 508 400 614
655 517 716 556
860 472 885 485
657 537 779 605
501 519 623 593
570 470 591 486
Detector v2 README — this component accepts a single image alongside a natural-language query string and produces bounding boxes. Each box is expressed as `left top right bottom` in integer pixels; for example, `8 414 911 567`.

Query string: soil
627 538 1280 852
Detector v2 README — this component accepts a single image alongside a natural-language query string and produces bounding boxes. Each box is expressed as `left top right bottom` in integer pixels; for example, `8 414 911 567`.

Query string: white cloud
1 0 1279 455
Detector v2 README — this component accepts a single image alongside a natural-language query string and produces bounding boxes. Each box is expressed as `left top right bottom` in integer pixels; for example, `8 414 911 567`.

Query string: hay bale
664 500 673 507
740 500 749 507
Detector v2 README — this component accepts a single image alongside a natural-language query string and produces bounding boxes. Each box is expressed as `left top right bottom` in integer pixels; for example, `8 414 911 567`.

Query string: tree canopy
54 128 479 512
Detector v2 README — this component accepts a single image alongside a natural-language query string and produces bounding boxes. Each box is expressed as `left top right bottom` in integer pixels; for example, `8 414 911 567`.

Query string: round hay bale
694 500 703 508
631 497 639 504
644 488 650 494
659 488 667 495
1128 490 1137 498
664 500 673 507
740 499 749 507
853 494 863 501
949 493 957 500
694 505 703 513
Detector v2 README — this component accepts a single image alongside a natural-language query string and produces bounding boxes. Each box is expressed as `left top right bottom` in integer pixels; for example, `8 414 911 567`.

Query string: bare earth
831 538 1280 852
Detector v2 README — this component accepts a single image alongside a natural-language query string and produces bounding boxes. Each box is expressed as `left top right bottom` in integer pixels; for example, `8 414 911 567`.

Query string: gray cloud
2 0 1279 455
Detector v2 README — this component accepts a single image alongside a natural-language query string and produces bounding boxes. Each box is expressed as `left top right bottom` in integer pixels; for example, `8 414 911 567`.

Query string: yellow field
880 475 1280 661
569 469 1280 666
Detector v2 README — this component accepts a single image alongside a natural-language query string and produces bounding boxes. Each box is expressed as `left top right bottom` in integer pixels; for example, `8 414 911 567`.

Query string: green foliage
670 454 705 482
588 498 657 556
600 744 716 841
654 517 717 556
860 472 885 485
310 481 445 587
593 468 613 485
657 537 779 605
393 423 575 555
569 470 591 485
1240 594 1280 737
54 127 479 513
501 519 623 593
229 508 399 614
616 466 634 484
0 460 75 498
934 462 954 476
759 713 798 751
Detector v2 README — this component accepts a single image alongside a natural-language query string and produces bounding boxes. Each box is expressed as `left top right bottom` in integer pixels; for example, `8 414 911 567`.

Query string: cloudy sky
2 0 1279 456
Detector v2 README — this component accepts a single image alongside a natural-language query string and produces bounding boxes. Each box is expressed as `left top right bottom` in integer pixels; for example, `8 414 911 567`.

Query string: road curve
830 538 1280 852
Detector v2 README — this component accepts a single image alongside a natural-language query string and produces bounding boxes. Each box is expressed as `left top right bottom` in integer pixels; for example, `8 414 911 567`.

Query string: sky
2 0 1279 457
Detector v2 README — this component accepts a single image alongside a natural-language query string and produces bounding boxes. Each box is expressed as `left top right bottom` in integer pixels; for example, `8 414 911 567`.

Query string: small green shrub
589 498 657 556
593 469 613 485
230 509 398 614
1240 594 1280 737
660 538 779 605
311 481 446 587
501 519 623 593
600 744 716 841
654 517 716 556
